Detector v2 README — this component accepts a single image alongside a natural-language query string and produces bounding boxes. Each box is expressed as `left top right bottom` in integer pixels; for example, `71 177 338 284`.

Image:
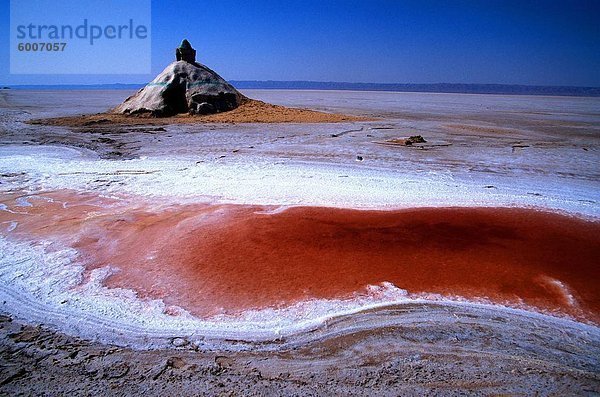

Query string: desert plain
0 88 598 395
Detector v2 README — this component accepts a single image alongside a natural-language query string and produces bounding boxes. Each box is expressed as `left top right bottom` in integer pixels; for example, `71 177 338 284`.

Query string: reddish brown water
1 191 599 322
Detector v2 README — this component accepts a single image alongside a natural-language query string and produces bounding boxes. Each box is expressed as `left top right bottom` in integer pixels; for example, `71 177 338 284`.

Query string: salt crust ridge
0 145 597 218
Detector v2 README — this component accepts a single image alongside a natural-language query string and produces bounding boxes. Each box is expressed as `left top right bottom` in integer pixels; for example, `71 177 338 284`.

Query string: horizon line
2 81 600 89
2 81 599 97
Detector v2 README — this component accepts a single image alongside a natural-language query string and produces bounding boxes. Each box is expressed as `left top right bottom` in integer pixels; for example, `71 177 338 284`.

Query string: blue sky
1 0 599 86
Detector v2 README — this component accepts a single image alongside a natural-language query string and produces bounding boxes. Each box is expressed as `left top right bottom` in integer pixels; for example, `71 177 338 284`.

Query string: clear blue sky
1 0 599 86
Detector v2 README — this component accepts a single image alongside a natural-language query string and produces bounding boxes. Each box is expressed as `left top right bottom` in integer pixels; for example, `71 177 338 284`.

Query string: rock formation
176 39 196 63
115 39 243 117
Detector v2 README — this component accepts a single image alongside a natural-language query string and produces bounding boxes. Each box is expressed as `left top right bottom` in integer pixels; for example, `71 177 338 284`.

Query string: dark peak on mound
115 40 243 117
176 39 196 63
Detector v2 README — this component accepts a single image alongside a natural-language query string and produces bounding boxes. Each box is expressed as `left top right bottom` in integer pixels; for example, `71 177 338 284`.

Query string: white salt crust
0 145 597 218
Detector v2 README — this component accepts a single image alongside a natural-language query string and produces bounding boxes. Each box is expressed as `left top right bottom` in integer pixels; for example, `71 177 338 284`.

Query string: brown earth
1 306 599 396
28 98 369 127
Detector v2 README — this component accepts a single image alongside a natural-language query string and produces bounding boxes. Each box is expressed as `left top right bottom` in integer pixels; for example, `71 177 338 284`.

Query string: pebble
172 337 188 347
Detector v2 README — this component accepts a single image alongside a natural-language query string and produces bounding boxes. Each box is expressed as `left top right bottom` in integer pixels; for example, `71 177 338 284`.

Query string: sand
29 98 368 126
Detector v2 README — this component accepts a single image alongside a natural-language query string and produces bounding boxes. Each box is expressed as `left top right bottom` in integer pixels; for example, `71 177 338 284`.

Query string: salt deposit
0 89 598 350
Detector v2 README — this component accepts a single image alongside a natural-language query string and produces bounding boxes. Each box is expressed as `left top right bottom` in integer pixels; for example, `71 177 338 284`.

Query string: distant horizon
4 80 600 88
2 80 599 97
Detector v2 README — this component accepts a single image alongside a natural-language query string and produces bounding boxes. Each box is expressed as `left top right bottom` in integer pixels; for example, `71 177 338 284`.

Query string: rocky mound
114 40 243 117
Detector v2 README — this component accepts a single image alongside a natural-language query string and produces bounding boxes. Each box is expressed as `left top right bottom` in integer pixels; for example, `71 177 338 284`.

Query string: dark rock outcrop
176 39 196 63
404 135 427 145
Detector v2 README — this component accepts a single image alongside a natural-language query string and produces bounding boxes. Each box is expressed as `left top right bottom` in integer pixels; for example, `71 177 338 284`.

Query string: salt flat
0 89 599 394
